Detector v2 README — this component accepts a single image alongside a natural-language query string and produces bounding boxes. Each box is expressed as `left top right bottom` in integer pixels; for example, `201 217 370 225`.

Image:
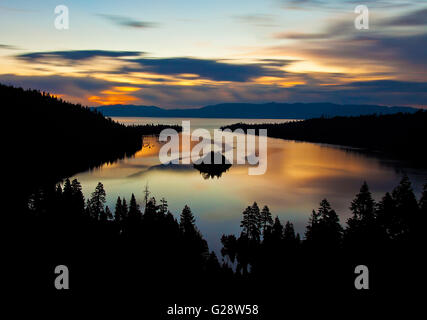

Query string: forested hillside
222 111 427 165
2 84 177 201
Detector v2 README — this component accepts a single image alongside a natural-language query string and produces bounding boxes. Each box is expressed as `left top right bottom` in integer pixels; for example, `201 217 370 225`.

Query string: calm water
72 117 427 254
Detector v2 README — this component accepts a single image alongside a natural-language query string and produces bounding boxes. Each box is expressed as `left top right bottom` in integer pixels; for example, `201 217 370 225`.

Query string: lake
72 117 427 255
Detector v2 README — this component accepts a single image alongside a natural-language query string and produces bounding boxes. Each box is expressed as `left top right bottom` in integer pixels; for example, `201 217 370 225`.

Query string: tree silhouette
122 198 128 220
221 110 427 165
221 234 237 264
19 172 427 296
71 179 85 215
128 193 141 222
376 192 396 240
271 216 284 242
240 202 261 242
305 199 342 248
345 181 378 246
144 197 158 217
143 184 150 210
305 209 320 243
283 221 297 245
88 182 106 220
100 206 113 222
260 205 273 236
390 175 419 240
114 196 123 223
180 205 196 235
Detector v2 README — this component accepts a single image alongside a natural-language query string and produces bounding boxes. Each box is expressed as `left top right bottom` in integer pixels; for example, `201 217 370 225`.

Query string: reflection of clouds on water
126 163 194 178
72 118 427 256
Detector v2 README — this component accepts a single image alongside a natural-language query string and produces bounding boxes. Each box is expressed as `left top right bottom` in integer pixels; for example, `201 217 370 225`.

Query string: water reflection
72 118 427 254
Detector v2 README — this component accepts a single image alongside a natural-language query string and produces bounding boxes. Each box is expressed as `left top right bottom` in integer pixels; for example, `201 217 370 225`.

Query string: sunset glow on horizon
0 0 426 108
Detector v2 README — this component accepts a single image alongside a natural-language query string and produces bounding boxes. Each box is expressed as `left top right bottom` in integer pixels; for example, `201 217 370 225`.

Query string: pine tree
100 207 107 222
63 178 72 198
114 196 122 223
180 205 196 234
260 205 273 235
122 198 128 220
88 182 106 220
62 178 73 218
345 182 377 244
376 192 395 238
71 179 85 214
105 206 113 220
221 234 237 263
145 197 158 216
349 182 375 222
305 199 342 247
240 206 252 236
143 183 150 209
128 193 141 222
240 202 261 242
319 199 343 246
283 221 296 243
391 175 419 239
305 210 320 242
271 216 283 242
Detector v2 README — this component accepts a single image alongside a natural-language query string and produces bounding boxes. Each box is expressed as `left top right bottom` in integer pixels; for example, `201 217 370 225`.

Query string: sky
0 0 426 108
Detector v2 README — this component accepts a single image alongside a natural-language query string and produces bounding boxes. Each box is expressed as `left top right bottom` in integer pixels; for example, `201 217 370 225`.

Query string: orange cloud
88 94 138 105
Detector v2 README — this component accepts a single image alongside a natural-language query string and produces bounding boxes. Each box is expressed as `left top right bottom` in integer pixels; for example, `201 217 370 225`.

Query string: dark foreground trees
221 176 426 294
20 180 223 297
2 83 182 211
13 174 426 301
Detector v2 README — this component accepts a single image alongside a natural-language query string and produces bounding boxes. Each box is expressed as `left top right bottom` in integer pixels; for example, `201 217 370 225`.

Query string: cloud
272 79 427 106
123 57 290 82
279 0 422 10
260 59 300 67
0 44 19 50
269 8 427 80
131 79 427 107
0 5 35 12
0 74 121 104
273 20 356 40
17 50 143 63
274 32 330 40
233 14 278 27
303 32 426 78
344 80 427 93
15 50 293 82
381 7 427 26
1 74 425 108
98 14 159 29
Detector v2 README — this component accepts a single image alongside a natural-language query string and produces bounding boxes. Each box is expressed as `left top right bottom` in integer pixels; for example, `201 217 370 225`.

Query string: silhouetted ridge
2 83 179 200
94 102 418 119
222 111 427 165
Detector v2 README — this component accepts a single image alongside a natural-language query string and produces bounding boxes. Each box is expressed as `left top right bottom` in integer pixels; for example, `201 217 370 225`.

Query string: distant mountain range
93 102 419 119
